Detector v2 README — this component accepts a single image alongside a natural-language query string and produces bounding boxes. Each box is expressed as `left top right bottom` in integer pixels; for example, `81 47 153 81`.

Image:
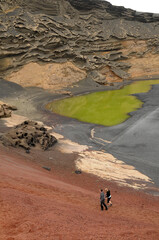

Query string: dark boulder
0 120 57 151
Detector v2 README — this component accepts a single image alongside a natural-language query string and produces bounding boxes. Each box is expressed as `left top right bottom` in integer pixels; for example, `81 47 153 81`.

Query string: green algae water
46 80 159 126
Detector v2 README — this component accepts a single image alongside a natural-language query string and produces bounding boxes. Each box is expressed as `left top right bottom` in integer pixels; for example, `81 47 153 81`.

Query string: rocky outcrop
0 120 57 150
0 102 17 118
0 0 159 87
89 71 107 85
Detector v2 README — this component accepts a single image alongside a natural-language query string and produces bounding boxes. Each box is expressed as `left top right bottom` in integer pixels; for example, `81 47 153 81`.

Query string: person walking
100 189 108 211
105 188 112 206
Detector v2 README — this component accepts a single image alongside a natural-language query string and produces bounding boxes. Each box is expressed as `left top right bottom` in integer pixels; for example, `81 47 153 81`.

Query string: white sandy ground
2 113 28 127
3 113 153 189
91 128 112 144
76 151 153 189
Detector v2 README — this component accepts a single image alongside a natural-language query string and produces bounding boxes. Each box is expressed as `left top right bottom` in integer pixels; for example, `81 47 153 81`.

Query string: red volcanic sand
0 147 159 240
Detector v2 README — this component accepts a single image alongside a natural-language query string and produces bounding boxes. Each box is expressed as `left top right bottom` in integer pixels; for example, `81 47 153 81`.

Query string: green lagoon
46 80 159 126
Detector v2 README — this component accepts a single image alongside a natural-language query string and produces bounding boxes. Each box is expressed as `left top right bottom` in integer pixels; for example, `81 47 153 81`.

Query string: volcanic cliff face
0 0 159 89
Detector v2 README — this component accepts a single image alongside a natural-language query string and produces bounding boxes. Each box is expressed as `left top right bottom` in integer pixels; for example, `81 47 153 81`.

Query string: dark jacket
106 190 111 198
100 192 105 202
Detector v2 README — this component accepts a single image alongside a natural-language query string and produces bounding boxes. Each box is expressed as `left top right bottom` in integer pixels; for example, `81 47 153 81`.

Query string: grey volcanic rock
89 71 107 85
0 120 57 150
0 0 159 84
0 102 17 118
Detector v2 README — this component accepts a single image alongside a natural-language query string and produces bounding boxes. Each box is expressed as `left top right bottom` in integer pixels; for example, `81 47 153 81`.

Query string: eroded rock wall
0 0 159 88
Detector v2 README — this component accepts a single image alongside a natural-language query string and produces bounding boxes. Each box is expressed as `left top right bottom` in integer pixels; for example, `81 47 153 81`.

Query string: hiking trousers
100 200 108 210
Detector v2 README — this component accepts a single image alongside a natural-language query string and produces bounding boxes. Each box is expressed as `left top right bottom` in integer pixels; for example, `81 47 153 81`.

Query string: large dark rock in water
0 0 159 86
0 120 57 150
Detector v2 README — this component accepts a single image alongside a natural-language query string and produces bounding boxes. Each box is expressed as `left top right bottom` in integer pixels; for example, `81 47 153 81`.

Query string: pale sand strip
91 128 112 144
76 151 153 189
55 138 88 154
2 113 28 127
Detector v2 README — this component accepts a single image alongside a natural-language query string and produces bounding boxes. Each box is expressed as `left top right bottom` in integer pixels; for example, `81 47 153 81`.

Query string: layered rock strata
0 0 159 89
